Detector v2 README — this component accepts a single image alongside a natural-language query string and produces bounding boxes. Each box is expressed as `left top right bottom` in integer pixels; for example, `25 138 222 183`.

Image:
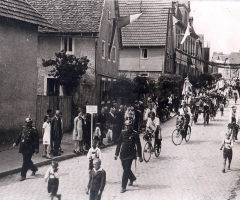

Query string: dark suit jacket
88 169 106 192
115 129 142 160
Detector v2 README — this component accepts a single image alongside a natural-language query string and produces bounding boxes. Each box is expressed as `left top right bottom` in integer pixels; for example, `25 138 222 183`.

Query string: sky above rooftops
191 0 240 58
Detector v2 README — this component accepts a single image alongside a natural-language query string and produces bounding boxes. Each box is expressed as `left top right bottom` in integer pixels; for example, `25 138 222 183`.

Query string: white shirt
45 166 59 179
179 106 191 115
87 147 102 160
146 117 160 132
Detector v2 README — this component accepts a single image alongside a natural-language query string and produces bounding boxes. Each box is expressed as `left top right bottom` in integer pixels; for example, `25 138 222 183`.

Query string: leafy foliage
132 76 156 95
110 75 133 104
42 50 89 93
157 74 183 96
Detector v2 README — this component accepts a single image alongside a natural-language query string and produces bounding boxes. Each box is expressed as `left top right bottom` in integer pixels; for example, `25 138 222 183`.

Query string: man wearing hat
13 116 39 181
114 120 143 193
229 106 239 141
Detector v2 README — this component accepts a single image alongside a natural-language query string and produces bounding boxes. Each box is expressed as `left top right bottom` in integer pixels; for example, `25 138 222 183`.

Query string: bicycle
143 130 161 162
172 119 191 145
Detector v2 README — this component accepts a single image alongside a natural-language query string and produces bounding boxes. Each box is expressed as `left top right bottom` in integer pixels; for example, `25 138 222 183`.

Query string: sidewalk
0 112 176 178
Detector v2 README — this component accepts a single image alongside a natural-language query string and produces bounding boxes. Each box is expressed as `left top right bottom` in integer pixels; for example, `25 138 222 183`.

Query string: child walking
220 131 234 173
86 159 106 200
87 140 102 173
45 161 61 199
42 116 52 159
93 123 101 146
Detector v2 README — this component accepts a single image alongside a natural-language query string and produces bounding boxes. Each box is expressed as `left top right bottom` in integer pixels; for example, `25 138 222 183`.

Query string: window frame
141 48 148 59
61 37 74 54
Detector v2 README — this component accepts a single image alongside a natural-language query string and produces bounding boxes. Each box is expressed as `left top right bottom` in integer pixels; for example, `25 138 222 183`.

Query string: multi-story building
118 0 171 80
28 0 120 110
173 2 200 77
211 52 229 78
118 0 201 80
0 0 52 142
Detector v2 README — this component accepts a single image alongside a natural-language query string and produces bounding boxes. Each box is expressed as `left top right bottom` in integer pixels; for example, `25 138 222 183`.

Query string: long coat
115 129 142 160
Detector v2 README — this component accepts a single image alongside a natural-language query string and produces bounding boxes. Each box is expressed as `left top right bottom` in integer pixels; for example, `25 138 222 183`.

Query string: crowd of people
11 75 240 200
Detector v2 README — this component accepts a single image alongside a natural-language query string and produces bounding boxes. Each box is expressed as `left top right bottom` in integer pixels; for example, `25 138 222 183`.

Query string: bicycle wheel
185 125 191 142
172 129 182 145
154 142 161 157
143 142 152 163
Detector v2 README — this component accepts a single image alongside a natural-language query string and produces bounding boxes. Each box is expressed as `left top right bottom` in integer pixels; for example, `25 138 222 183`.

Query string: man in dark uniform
13 117 39 181
114 120 143 193
51 110 63 156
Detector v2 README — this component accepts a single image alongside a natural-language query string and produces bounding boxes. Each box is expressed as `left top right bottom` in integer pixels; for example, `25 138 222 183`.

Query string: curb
0 114 177 178
0 143 115 178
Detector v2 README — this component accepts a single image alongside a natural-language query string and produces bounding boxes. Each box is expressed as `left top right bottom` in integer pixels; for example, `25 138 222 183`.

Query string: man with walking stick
114 119 143 193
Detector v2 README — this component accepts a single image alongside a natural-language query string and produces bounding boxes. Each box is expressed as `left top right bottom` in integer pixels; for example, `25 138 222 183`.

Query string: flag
180 22 191 45
117 13 142 28
172 16 179 25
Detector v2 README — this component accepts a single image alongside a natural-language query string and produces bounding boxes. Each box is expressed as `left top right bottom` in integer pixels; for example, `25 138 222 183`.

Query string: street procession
2 0 240 200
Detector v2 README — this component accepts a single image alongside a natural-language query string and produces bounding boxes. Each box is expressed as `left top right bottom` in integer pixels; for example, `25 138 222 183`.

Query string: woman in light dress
73 111 84 154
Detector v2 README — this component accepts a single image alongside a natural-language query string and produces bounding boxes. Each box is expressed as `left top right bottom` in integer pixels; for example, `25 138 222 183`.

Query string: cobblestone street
1 100 240 200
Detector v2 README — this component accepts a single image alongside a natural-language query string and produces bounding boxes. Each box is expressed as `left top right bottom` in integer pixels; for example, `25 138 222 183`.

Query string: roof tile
119 0 172 46
27 0 104 33
0 0 53 28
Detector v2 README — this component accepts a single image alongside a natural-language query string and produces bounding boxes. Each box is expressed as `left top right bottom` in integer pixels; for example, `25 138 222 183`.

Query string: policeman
13 117 39 181
114 120 143 193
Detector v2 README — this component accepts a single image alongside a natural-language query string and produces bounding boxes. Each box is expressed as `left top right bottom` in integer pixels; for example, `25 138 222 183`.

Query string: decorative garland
175 48 240 69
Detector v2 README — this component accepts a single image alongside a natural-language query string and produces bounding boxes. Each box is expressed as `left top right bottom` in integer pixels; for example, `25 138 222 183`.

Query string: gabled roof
119 0 172 47
218 54 228 62
0 0 53 28
228 52 240 64
211 52 228 62
27 0 104 33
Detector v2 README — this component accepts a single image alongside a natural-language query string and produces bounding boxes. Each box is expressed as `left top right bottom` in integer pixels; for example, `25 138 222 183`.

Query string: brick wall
0 17 38 144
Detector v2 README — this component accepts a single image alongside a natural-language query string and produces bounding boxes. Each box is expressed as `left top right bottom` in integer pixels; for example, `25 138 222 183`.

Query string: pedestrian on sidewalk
220 131 234 173
87 140 102 173
13 116 39 181
45 161 61 200
59 111 64 153
73 111 84 155
98 108 107 147
114 120 143 193
44 108 52 122
86 158 106 200
42 116 52 159
51 110 63 157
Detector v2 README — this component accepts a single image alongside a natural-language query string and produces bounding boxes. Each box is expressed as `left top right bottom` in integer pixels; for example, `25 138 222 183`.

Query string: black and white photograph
1 0 240 199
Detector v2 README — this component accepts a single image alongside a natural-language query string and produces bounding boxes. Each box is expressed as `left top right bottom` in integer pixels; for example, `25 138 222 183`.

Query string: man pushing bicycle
146 112 162 153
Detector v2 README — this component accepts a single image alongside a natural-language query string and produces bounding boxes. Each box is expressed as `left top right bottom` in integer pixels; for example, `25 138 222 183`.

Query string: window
141 48 148 59
102 40 105 59
62 37 73 54
107 10 111 20
47 78 59 96
100 78 111 102
139 73 149 77
112 46 116 62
